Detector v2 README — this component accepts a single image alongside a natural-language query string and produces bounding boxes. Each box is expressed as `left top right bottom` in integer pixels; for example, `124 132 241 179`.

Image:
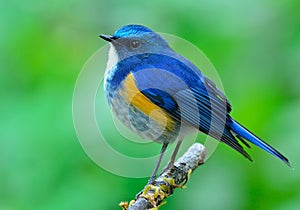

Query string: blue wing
128 53 252 160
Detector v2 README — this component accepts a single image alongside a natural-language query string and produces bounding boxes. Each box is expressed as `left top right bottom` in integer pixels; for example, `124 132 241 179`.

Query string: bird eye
130 39 140 49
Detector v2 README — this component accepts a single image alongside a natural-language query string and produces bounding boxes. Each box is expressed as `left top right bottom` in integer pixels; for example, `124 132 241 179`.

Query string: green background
1 0 300 209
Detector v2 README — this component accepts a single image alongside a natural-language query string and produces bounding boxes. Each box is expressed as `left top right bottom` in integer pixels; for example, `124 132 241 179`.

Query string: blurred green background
1 0 300 209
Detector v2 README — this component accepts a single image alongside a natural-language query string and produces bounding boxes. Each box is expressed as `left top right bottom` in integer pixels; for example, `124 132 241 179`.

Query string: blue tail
228 119 290 167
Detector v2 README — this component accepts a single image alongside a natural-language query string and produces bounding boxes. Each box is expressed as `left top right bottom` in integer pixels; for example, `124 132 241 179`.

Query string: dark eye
130 39 140 49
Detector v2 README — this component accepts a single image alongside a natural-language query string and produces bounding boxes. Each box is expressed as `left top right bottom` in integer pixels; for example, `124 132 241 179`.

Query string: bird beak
99 34 116 42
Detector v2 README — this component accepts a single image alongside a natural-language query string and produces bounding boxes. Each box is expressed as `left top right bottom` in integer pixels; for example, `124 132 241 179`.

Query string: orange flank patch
118 72 175 131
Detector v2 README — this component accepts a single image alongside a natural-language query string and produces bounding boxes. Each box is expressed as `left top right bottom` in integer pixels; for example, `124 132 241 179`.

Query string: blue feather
113 25 153 38
141 88 178 113
228 119 290 166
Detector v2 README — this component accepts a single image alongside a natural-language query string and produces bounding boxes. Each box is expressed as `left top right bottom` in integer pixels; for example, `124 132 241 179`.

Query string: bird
99 24 290 183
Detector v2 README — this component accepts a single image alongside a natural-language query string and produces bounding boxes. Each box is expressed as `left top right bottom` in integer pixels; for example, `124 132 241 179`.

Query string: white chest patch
104 44 119 89
106 44 118 71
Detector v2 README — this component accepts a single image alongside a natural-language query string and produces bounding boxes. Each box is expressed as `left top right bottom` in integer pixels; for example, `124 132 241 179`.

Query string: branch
119 143 207 210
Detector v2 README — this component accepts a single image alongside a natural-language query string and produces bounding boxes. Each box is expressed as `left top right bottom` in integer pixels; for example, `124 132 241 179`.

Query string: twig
119 143 207 210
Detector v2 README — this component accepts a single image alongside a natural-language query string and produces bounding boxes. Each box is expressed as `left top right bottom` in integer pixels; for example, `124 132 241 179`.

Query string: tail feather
228 119 290 167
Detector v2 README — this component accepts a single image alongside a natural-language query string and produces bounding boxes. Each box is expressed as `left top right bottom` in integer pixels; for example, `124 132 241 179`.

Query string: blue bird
99 25 290 183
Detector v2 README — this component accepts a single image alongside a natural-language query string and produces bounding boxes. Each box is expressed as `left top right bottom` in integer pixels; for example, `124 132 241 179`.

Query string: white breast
104 44 119 89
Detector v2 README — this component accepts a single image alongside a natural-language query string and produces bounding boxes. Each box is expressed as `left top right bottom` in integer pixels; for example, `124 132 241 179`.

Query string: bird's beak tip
99 34 115 42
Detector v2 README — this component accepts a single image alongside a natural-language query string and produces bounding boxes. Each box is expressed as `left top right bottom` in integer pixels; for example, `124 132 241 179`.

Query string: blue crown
113 25 153 38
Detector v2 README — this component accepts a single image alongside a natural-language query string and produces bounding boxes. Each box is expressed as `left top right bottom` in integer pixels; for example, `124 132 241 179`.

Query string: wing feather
124 53 251 160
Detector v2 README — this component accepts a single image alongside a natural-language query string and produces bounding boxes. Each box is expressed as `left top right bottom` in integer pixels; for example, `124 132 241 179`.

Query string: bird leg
160 138 183 175
148 143 169 184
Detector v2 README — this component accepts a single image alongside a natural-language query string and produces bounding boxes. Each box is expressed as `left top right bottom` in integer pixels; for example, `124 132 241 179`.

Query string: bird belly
104 66 182 143
108 93 180 144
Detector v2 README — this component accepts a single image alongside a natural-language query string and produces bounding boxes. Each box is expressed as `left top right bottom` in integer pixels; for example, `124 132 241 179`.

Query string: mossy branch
119 143 207 210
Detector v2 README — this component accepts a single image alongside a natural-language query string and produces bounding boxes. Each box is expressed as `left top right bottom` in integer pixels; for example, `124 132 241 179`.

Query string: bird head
99 25 171 60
